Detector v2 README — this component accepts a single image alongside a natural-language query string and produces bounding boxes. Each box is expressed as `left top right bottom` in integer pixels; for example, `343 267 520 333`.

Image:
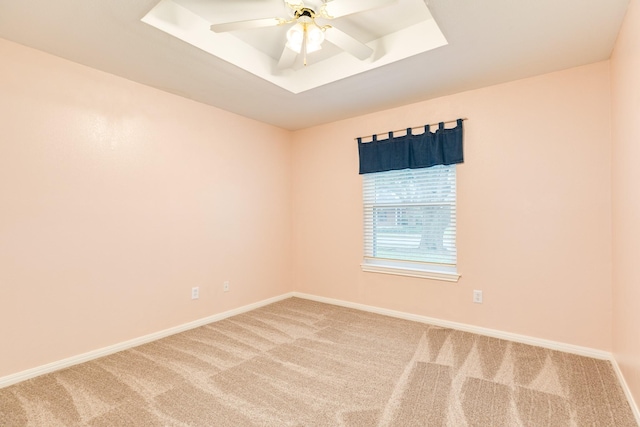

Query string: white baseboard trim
0 292 295 389
611 357 640 424
292 292 640 423
2 290 638 424
292 292 611 359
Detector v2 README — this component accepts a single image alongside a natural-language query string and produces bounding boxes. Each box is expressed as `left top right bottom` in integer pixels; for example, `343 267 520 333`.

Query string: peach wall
0 38 292 378
0 29 623 385
292 62 613 350
611 0 640 407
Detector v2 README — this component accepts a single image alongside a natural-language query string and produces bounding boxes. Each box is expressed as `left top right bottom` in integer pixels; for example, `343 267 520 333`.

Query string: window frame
361 166 461 282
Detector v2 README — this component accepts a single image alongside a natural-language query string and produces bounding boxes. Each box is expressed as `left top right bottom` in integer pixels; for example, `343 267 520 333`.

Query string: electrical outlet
223 281 229 292
191 287 199 300
473 290 483 304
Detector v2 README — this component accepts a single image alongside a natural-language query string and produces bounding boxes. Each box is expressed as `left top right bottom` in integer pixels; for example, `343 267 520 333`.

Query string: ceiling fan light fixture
286 19 325 55
306 23 325 48
286 23 305 53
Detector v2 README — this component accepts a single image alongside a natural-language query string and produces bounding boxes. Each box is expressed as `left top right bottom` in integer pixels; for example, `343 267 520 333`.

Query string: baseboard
611 357 640 424
0 292 295 389
292 292 611 360
3 289 638 424
292 292 640 421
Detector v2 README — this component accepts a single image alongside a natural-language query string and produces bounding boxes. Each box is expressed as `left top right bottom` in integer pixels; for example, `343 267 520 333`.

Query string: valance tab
358 118 464 175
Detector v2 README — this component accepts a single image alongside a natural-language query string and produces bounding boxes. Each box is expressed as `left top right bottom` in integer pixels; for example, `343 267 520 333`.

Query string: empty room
1 0 639 425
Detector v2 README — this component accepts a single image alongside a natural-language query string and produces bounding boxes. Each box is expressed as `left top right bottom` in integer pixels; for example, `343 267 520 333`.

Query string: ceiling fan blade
321 0 397 19
284 0 304 9
324 27 373 60
210 17 283 33
278 45 298 69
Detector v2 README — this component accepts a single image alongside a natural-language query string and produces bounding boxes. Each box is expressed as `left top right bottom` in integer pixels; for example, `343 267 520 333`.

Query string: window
362 165 460 281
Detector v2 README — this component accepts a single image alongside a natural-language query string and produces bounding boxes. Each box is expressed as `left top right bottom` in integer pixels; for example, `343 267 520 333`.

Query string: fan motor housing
295 8 316 19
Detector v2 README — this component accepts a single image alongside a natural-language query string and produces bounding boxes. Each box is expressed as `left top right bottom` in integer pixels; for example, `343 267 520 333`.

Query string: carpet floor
0 297 637 426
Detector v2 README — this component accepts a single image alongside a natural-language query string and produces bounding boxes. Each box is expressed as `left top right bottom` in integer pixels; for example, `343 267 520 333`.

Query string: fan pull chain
302 23 308 66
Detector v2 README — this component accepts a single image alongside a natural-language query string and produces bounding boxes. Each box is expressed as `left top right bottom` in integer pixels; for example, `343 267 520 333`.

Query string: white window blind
363 165 457 266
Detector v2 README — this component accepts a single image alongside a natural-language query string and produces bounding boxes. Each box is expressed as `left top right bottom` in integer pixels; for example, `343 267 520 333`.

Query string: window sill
361 260 460 282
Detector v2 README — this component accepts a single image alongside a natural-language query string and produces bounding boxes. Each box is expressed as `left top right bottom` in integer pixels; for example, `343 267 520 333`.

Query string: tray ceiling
0 0 630 130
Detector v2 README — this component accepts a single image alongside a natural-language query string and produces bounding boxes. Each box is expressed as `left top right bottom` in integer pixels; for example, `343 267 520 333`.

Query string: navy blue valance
358 119 464 174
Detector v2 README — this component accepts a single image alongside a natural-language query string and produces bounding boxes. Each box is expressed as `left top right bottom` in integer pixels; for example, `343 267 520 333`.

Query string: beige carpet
0 297 637 426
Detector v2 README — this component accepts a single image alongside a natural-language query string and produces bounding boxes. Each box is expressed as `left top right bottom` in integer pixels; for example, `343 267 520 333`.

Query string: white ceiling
0 0 630 130
142 0 447 93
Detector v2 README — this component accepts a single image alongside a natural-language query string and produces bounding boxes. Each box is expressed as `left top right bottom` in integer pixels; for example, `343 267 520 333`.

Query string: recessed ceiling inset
142 0 447 93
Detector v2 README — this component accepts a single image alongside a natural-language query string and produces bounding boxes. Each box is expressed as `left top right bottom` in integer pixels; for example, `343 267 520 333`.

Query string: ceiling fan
210 0 396 68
